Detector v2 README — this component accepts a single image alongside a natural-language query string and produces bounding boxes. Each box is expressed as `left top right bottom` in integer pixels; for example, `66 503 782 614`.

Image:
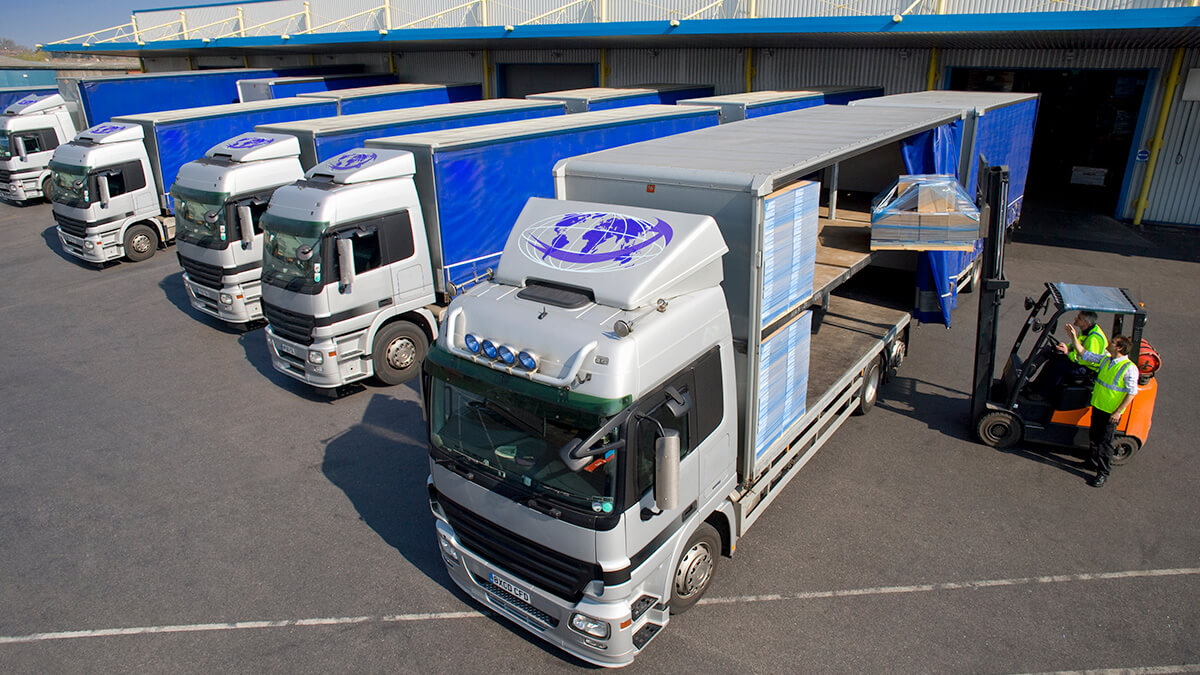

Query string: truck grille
54 212 90 238
439 494 600 603
177 254 225 290
263 301 315 346
0 170 11 183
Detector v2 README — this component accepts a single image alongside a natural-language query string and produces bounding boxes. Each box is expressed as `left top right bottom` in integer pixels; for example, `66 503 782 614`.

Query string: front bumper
183 276 262 324
58 228 121 263
0 181 29 201
433 517 658 668
265 326 369 389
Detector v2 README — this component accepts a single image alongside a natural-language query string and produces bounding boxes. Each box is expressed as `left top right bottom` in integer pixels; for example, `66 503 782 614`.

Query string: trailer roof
849 91 1038 114
678 86 877 106
559 103 964 194
365 104 712 151
296 82 477 100
113 96 332 124
258 98 560 136
68 67 274 83
528 85 702 102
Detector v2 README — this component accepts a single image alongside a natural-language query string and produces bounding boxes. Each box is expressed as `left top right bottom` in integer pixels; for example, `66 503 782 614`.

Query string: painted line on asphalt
1 567 1197 646
1009 667 1200 675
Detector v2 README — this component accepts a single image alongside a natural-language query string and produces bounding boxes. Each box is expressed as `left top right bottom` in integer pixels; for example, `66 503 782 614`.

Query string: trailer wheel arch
704 508 735 558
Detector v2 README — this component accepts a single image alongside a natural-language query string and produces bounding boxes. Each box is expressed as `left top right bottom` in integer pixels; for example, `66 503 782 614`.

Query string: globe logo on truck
519 211 673 273
227 136 274 150
330 152 377 171
90 123 126 135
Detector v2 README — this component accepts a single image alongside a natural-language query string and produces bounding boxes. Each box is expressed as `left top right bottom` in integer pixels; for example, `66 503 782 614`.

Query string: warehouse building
43 0 1200 227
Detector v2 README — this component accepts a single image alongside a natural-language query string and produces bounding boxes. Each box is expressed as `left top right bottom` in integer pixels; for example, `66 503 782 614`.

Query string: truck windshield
49 161 91 207
173 185 230 249
261 212 327 293
0 134 10 160
428 368 621 514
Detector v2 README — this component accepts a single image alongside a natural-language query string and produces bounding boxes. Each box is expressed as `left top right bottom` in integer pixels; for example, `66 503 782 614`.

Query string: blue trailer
58 65 359 129
0 85 59 110
236 74 399 102
256 98 564 169
113 97 340 212
677 86 884 123
851 91 1039 326
296 82 483 115
364 103 720 289
527 85 715 112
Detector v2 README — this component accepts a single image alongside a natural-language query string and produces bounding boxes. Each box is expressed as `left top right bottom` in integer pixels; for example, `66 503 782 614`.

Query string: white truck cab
261 149 438 388
50 122 164 264
173 132 304 325
0 93 78 203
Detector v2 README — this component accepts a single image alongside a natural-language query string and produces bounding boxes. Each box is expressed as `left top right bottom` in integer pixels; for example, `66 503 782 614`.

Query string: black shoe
1088 474 1107 488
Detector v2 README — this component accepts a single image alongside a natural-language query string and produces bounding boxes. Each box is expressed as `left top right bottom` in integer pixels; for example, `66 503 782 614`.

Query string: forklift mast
969 164 1011 425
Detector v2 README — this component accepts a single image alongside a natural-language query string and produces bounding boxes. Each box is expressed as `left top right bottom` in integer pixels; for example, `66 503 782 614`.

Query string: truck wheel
976 411 1023 449
962 261 982 293
854 359 882 415
1111 434 1141 466
372 321 428 386
41 176 53 203
670 523 719 615
123 224 157 262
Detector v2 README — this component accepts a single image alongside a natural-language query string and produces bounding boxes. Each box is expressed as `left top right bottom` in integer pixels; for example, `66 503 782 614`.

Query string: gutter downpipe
1133 47 1185 227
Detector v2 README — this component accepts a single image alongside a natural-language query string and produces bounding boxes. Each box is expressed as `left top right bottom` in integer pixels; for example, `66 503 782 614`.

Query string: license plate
276 341 301 358
490 573 531 603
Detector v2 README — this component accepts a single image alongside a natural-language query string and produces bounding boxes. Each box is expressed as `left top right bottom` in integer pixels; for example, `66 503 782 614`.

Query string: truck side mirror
96 174 111 209
15 136 27 161
237 205 254 249
654 430 681 512
337 237 355 292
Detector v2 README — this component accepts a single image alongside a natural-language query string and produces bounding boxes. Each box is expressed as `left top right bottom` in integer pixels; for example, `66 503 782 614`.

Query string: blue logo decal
519 212 673 273
329 152 377 171
16 96 38 105
227 135 274 149
90 123 126 135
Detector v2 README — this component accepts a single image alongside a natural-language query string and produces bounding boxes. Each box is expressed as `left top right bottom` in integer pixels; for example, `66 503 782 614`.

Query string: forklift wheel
1111 435 1141 466
976 411 1023 449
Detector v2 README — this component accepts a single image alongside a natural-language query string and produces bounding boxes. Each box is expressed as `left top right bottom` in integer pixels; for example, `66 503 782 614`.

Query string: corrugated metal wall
605 48 745 93
755 47 927 93
392 50 484 84
1142 48 1200 226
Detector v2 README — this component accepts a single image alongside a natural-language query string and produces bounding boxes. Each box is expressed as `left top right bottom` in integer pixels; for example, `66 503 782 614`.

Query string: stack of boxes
870 175 980 251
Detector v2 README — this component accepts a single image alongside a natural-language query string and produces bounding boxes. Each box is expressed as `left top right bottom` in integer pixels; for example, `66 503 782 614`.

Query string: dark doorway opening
497 63 598 99
949 67 1151 216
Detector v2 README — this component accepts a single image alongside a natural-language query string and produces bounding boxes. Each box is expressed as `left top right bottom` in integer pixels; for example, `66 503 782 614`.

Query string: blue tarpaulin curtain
900 120 964 327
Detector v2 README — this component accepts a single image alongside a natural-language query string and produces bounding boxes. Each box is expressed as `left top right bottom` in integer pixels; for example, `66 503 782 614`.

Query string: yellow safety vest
1069 324 1108 368
1091 355 1133 414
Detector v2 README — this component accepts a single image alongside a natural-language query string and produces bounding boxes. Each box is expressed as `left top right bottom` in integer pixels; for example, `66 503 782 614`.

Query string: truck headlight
84 241 94 250
308 350 324 365
219 293 233 305
438 532 459 562
569 613 610 640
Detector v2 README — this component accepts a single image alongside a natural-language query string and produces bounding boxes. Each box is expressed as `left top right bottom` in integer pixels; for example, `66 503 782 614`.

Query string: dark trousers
1088 406 1116 477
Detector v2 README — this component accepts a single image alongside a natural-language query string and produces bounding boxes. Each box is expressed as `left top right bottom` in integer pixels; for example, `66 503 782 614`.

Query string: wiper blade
485 400 545 439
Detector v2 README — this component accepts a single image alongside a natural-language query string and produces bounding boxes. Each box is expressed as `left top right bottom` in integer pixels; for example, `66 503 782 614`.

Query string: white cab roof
77 121 145 144
495 197 728 311
3 93 66 115
306 147 415 184
206 132 301 162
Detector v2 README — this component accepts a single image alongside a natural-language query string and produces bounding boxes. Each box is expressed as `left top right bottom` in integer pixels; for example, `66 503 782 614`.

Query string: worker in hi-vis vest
1059 324 1138 488
1033 311 1108 399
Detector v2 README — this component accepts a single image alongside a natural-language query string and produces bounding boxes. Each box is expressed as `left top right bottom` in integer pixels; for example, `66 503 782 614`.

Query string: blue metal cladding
0 86 58 109
912 99 1038 327
755 311 812 460
155 99 339 211
266 74 399 99
821 87 885 106
337 84 483 115
310 102 563 165
74 66 355 127
744 98 823 119
432 110 720 286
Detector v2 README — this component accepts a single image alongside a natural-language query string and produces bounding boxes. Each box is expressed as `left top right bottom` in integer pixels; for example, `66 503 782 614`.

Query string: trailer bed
814 205 873 299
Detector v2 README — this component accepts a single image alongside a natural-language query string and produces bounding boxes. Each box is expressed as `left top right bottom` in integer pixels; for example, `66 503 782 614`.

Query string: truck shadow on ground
234 327 351 403
40 225 108 269
157 271 254 336
321 390 600 668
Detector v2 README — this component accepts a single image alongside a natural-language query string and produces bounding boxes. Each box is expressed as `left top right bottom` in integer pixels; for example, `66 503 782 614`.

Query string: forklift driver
1031 311 1108 399
1059 325 1138 488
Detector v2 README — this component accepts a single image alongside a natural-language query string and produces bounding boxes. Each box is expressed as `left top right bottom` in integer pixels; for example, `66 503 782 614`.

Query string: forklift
968 164 1159 464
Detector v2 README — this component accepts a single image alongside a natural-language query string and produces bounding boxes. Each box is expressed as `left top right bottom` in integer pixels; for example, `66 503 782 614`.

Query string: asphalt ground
1 200 1197 674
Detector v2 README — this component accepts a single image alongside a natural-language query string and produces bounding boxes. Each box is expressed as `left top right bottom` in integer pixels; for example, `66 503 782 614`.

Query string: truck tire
854 359 882 415
1111 434 1141 466
123 224 157 262
670 523 719 615
41 176 53 203
372 321 428 386
976 410 1023 449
